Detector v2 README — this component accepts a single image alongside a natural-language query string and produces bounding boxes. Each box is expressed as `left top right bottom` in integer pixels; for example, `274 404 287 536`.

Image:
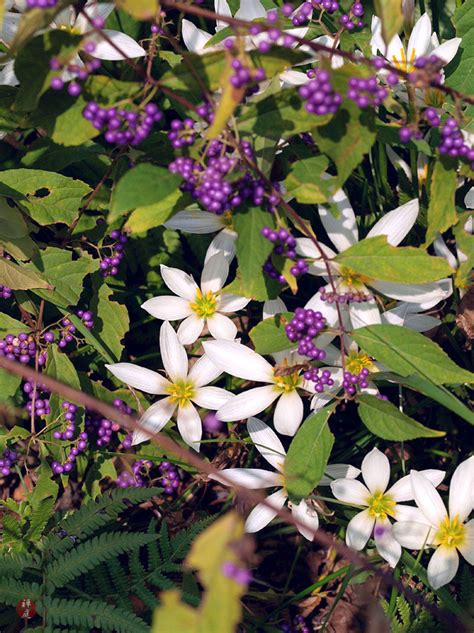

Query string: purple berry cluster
85 398 132 448
424 106 441 127
313 0 339 14
116 460 152 488
159 461 180 495
58 317 76 350
51 430 88 475
399 125 423 143
53 401 78 441
168 118 196 149
82 102 162 146
340 2 364 30
280 614 310 633
343 368 369 395
409 55 443 87
99 229 128 277
285 308 327 360
0 448 18 477
439 118 474 168
347 76 387 108
261 227 309 281
26 0 57 8
77 309 94 330
0 333 46 366
291 2 312 26
319 286 373 304
50 56 101 97
24 380 51 417
303 367 335 393
229 59 266 92
221 561 252 585
299 70 342 116
0 285 12 299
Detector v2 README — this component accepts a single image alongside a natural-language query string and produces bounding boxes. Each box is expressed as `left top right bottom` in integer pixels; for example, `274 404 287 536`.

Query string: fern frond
45 532 157 587
42 598 150 633
0 551 39 577
169 515 214 560
2 513 22 542
132 583 159 610
158 521 171 561
106 557 130 597
396 596 411 627
0 578 41 606
147 519 161 570
26 497 55 541
459 566 474 609
129 548 148 582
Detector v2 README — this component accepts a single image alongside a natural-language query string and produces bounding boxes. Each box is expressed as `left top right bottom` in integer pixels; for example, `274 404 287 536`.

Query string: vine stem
0 355 470 631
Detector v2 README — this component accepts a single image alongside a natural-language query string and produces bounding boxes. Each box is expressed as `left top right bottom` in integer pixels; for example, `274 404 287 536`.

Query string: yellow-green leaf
0 257 49 290
425 155 458 245
374 0 403 46
115 0 159 20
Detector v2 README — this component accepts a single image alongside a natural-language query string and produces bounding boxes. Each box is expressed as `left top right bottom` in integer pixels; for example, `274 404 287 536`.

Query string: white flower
210 417 360 539
370 13 461 74
164 208 237 264
465 187 474 209
141 252 249 345
297 190 453 329
203 341 315 435
392 458 474 589
105 321 233 450
330 447 445 567
382 302 441 332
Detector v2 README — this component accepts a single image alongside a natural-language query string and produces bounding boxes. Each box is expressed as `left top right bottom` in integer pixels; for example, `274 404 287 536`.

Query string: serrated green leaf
335 235 453 283
283 155 332 203
445 2 473 95
285 407 334 501
89 281 129 362
0 257 49 290
0 169 91 226
352 324 474 386
249 312 294 355
357 394 444 440
425 155 458 245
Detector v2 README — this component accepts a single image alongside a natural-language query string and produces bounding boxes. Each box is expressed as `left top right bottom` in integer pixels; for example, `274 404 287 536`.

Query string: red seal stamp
16 598 36 619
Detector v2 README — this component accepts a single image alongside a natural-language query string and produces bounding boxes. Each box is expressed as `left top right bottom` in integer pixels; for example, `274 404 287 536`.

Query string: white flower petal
201 251 229 293
346 509 375 550
160 321 189 381
374 518 402 567
218 294 250 313
280 69 309 85
386 146 412 181
1 13 22 45
0 60 18 87
132 397 176 445
164 209 224 233
105 362 170 394
141 295 192 321
431 38 461 65
177 403 202 451
203 340 274 382
464 187 474 209
407 13 432 60
392 520 434 549
193 385 233 410
388 469 445 502
371 279 452 305
330 478 370 505
245 489 288 533
458 519 474 564
427 546 459 590
248 417 286 470
449 457 474 524
89 30 146 60
207 313 237 341
349 300 382 329
273 390 304 436
204 228 238 264
411 470 448 527
367 199 419 246
214 0 232 29
305 288 339 325
182 19 213 52
160 264 199 300
188 353 222 387
361 447 390 494
433 234 458 269
216 386 280 421
262 298 287 319
177 314 204 345
394 504 432 523
235 0 267 21
320 463 360 485
318 189 358 252
292 499 320 541
210 468 281 489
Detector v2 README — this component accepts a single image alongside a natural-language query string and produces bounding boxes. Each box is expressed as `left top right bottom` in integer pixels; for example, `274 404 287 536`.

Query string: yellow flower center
222 211 234 230
166 380 196 407
367 491 396 520
391 47 416 73
190 289 218 319
434 515 466 549
339 265 369 290
273 368 302 393
345 352 374 376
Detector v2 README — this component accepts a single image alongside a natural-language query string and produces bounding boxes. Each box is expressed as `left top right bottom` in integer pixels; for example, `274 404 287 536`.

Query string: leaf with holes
0 169 91 226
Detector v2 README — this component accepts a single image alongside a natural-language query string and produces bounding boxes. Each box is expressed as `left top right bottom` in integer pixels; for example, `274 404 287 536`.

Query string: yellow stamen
367 491 396 520
166 380 196 407
190 289 218 319
345 351 374 376
434 515 466 549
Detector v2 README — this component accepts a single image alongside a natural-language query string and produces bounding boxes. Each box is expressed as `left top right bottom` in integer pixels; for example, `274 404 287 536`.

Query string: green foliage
425 156 458 245
249 312 294 354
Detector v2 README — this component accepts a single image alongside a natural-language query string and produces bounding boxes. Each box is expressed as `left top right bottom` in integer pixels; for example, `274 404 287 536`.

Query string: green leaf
0 370 21 402
21 139 105 171
445 2 473 96
45 343 81 392
357 394 444 440
351 324 474 386
425 156 458 245
26 248 99 307
0 312 27 336
14 30 82 111
115 0 158 19
0 169 91 226
285 407 334 501
283 155 332 204
0 198 37 260
0 86 30 131
335 235 454 283
249 312 294 355
453 211 474 291
373 0 403 45
0 257 49 290
231 206 279 300
313 100 376 186
110 163 184 230
89 281 129 362
5 0 69 55
239 88 333 140
152 591 199 633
